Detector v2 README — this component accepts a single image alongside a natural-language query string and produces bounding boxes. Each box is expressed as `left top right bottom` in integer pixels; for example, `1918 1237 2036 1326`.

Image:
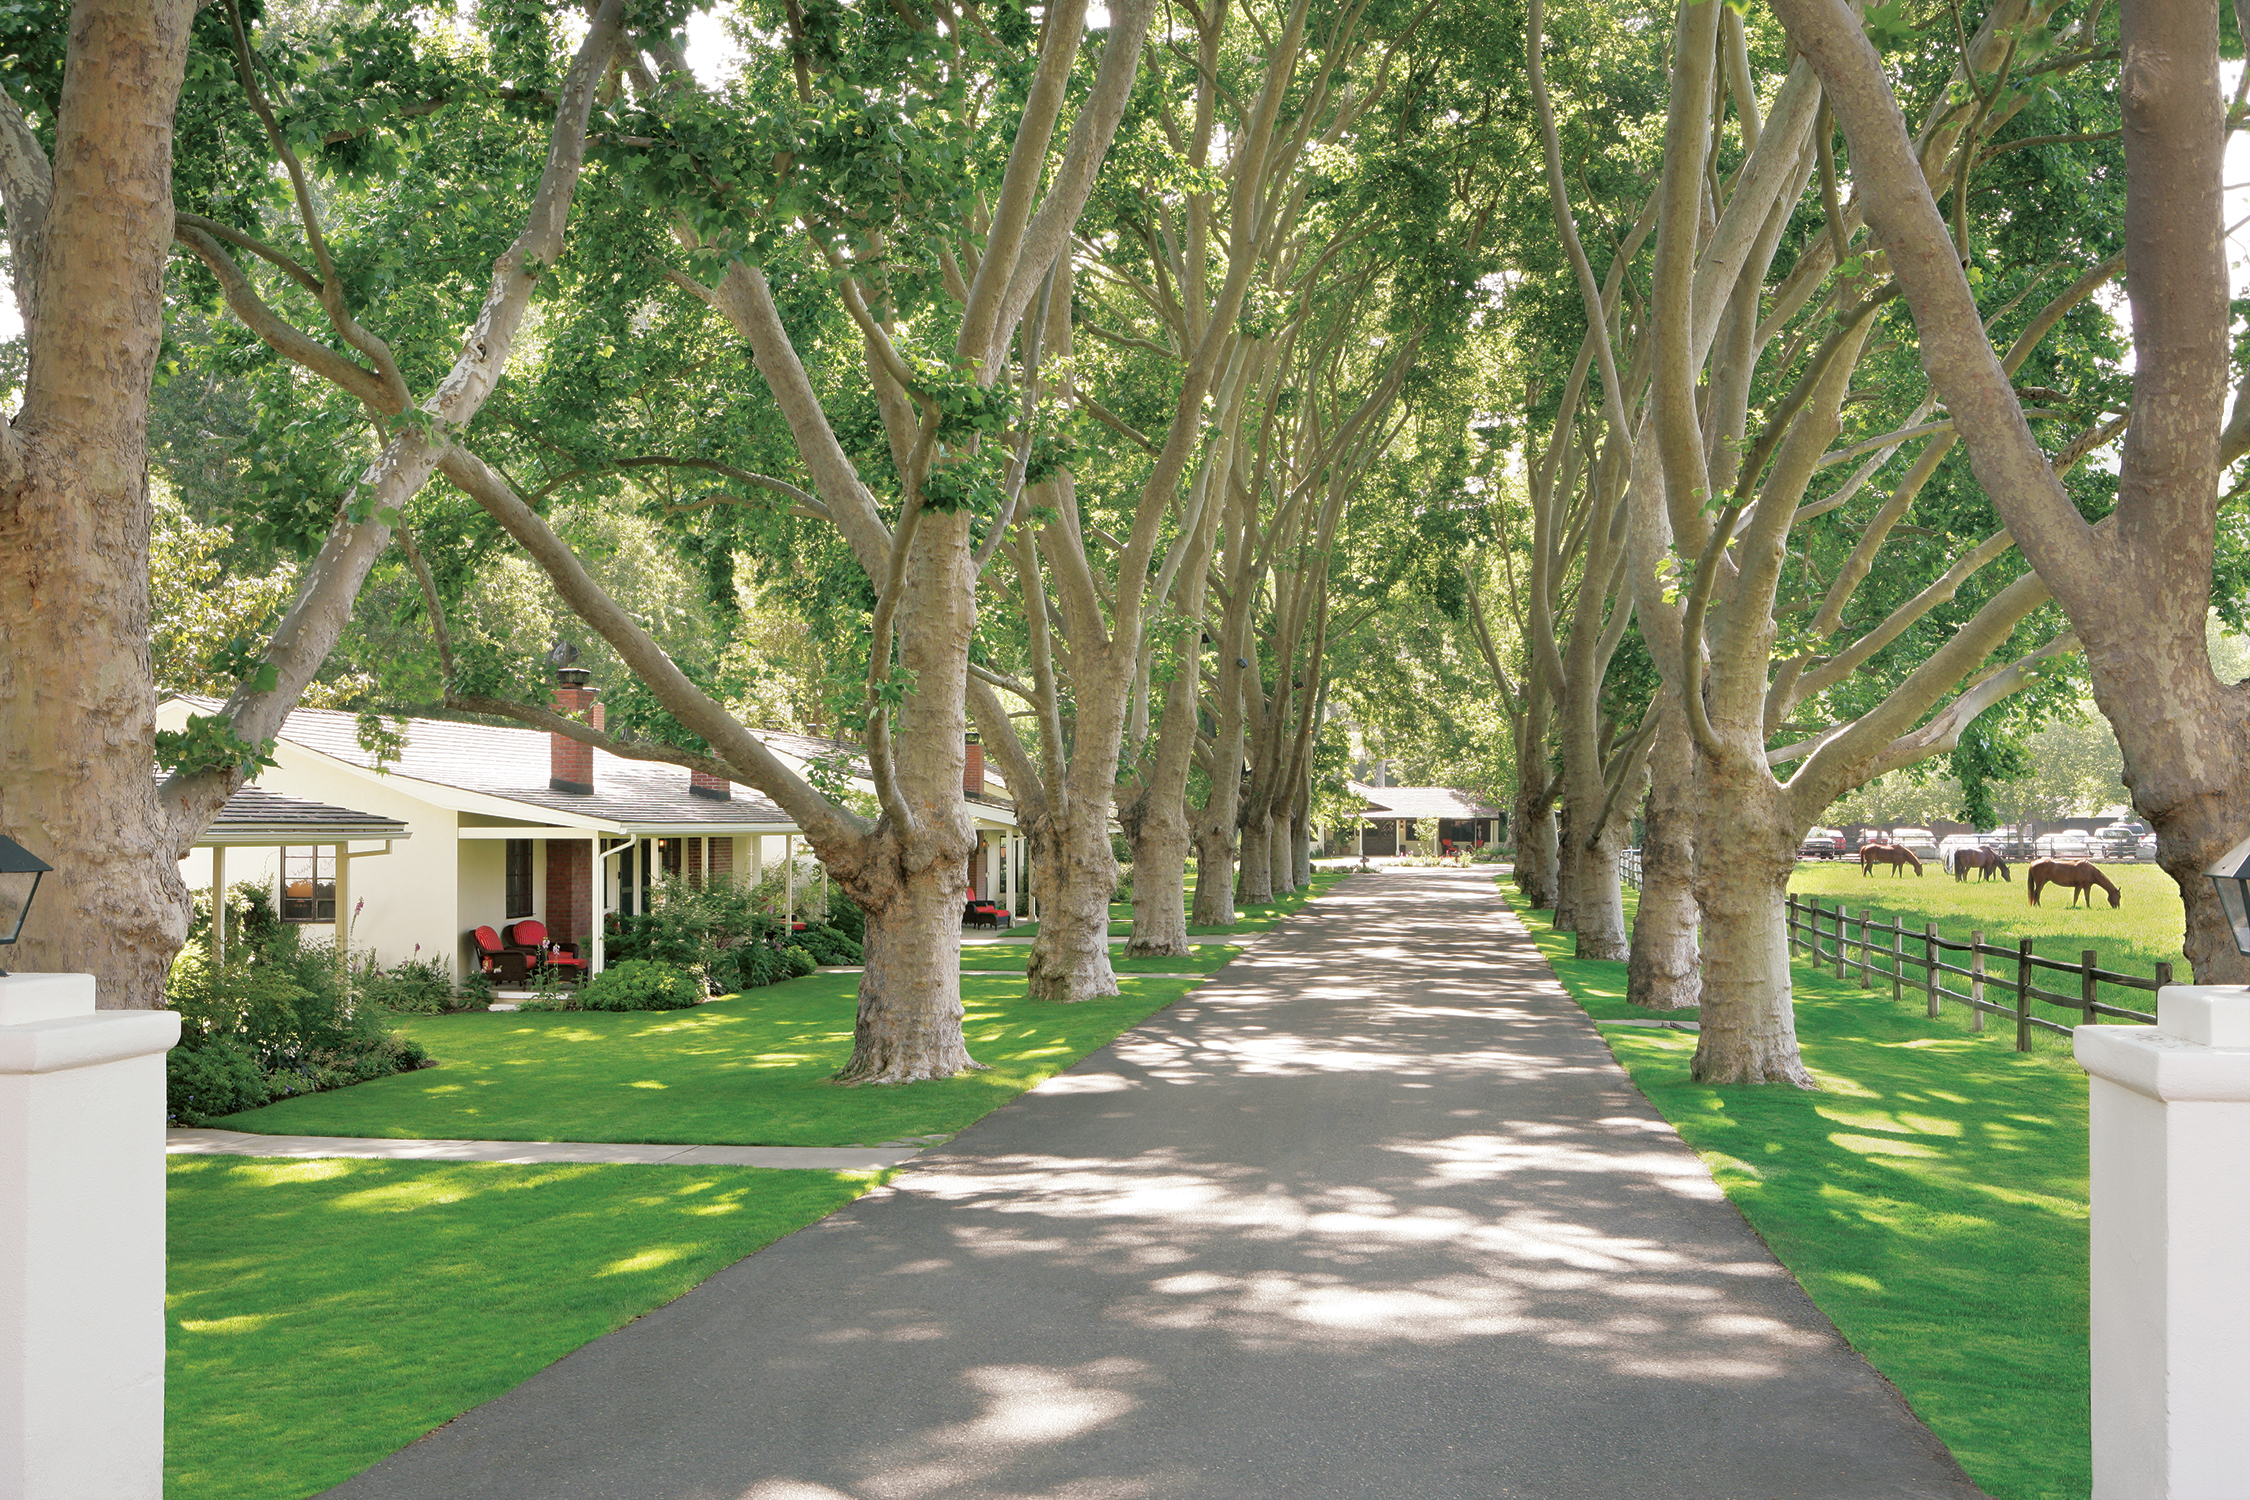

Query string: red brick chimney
964 734 984 797
689 767 731 801
551 668 597 794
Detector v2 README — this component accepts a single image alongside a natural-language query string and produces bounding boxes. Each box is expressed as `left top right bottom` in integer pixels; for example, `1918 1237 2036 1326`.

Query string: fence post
1970 932 1986 1033
1787 895 1800 958
1890 918 1903 1003
1835 906 1849 982
2016 937 2033 1051
1923 923 1940 1017
1858 910 1872 988
2156 960 2174 993
2083 950 2099 1025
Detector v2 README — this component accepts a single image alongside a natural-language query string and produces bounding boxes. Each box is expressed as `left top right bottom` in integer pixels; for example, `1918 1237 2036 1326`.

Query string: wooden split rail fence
1785 893 2164 1050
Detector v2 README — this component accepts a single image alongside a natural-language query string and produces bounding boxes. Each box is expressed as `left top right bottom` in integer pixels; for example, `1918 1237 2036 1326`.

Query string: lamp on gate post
0 833 50 973
2204 835 2250 956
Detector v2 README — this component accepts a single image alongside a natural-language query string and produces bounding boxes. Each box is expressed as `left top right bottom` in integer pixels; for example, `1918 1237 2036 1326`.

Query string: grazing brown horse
2028 858 2121 908
1860 842 1923 877
1950 847 2011 882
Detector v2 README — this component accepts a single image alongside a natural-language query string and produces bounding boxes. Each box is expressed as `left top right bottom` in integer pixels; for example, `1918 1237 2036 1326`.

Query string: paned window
280 847 336 923
505 839 535 918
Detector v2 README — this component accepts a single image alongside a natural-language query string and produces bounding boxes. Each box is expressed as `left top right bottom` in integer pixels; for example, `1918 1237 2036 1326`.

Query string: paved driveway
330 867 1986 1500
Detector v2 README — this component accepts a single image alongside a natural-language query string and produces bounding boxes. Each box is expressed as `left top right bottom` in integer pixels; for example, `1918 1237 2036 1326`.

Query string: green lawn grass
215 973 1202 1146
997 870 1348 938
168 1155 877 1500
1509 888 2092 1500
1790 860 2188 1047
959 943 1242 972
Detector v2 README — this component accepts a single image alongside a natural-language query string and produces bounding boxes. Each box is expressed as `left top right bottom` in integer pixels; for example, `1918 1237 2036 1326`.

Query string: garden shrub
718 941 793 992
1114 863 1134 902
576 959 705 1012
795 923 861 966
781 945 816 979
607 875 853 992
166 1037 268 1126
162 928 431 1123
360 949 459 1013
825 890 865 943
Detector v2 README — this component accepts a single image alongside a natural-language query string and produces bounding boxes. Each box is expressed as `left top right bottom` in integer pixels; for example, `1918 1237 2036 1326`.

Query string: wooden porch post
590 834 605 974
209 844 226 967
332 841 350 990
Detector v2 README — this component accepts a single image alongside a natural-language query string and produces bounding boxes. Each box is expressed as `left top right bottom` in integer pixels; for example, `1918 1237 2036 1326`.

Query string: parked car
1887 827 1940 862
2095 820 2151 861
2036 830 2094 861
1799 827 1846 860
2138 833 2159 862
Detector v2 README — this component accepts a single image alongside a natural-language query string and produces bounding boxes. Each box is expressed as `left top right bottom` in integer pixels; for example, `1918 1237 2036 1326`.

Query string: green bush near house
165 1037 268 1125
606 874 858 986
162 929 430 1126
546 959 704 1012
358 950 464 1014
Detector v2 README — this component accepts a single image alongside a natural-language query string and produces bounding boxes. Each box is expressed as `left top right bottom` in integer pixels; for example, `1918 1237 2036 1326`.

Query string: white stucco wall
167 733 465 977
457 836 545 945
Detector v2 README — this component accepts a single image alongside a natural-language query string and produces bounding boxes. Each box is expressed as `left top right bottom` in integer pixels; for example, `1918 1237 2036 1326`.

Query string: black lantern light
2207 836 2250 958
0 834 51 973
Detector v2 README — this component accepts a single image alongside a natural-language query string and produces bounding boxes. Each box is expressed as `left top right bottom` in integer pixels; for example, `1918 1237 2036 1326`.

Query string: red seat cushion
505 919 548 948
472 926 503 953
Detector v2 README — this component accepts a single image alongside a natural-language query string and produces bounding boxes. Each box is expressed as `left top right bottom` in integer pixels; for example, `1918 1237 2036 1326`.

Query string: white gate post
2076 986 2250 1500
1 973 181 1500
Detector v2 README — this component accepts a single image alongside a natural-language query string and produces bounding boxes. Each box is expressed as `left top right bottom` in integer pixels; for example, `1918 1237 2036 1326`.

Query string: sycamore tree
951 0 1408 995
1500 0 2139 1079
1771 0 2250 985
389 0 1161 1078
0 0 629 1005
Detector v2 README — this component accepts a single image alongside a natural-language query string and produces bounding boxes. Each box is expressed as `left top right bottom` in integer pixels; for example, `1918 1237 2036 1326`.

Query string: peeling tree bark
0 1 212 1005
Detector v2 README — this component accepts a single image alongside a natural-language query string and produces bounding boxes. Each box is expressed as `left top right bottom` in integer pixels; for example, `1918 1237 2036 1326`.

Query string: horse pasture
1787 859 2189 1009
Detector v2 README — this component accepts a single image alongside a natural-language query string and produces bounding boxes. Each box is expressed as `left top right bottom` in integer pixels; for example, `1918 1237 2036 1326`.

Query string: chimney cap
556 666 593 688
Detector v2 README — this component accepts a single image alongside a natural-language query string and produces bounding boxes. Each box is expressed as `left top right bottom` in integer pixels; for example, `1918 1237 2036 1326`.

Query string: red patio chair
468 926 529 984
504 919 587 979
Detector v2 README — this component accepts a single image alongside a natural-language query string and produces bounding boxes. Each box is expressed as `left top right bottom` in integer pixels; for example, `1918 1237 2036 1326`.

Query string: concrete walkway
165 1129 924 1172
329 867 1987 1500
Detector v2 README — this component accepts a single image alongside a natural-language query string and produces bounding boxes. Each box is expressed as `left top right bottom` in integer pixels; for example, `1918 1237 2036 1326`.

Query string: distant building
1348 783 1504 857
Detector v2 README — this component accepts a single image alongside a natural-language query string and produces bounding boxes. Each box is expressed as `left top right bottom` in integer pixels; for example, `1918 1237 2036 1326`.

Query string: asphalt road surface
328 866 1988 1500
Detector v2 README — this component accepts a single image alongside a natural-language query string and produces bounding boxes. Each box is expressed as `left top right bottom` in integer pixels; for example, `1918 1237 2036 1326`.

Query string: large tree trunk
833 833 979 1083
1513 787 1559 909
1024 806 1121 1003
1265 811 1294 896
1690 761 1813 1086
1572 816 1629 961
0 0 198 1008
1237 809 1275 903
1291 794 1313 888
1124 795 1192 957
1191 817 1238 927
1628 710 1700 1009
1551 805 1580 930
829 510 983 1081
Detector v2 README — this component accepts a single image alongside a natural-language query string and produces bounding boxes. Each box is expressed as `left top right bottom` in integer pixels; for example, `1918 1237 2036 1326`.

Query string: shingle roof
176 699 795 831
196 784 411 844
752 726 1016 811
1350 783 1503 820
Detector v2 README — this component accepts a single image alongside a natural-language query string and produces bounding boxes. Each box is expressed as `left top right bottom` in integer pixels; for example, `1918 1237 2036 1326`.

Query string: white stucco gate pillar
1 973 180 1500
2076 986 2250 1500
